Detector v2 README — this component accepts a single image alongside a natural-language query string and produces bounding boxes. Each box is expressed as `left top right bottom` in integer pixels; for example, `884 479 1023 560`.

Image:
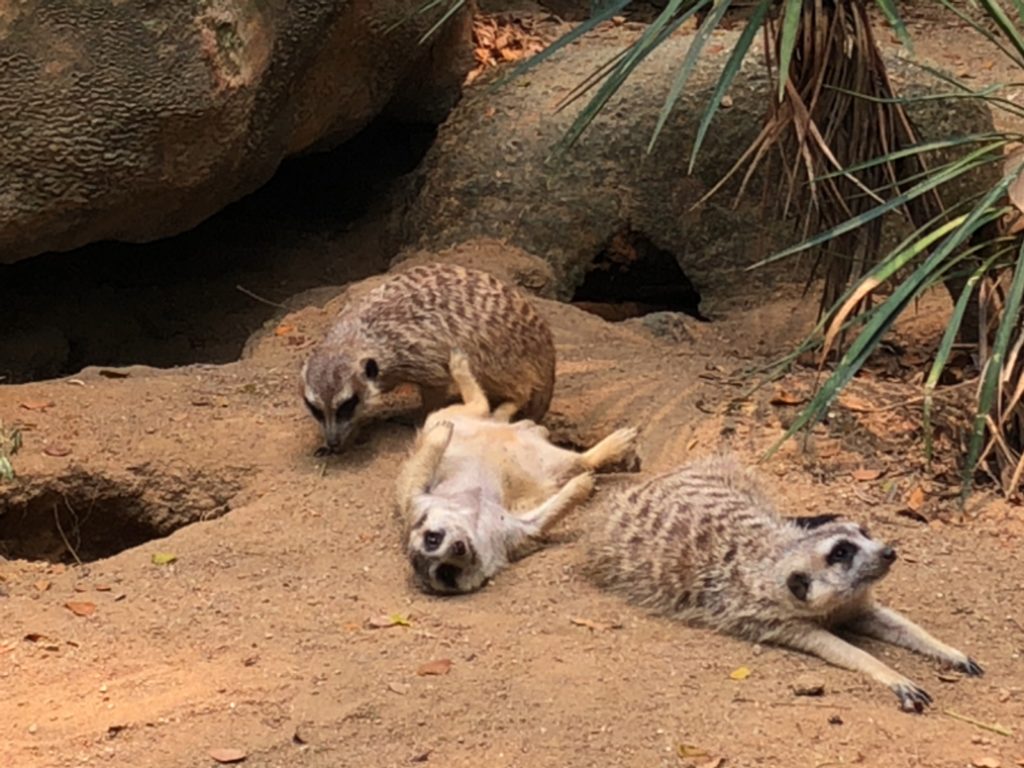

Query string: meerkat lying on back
397 351 638 595
586 454 983 712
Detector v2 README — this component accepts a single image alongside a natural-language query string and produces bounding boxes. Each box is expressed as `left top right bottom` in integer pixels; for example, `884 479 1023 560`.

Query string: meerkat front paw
424 420 455 449
891 680 932 713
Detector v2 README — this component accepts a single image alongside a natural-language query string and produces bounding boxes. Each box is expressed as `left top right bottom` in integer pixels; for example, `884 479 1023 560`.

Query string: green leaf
152 552 178 566
977 0 1024 63
648 0 735 153
775 0 803 102
689 0 772 171
873 0 912 51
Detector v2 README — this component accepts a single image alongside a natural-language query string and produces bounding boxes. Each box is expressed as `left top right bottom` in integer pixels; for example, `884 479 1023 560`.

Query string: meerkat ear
787 571 811 602
790 514 841 530
363 358 379 380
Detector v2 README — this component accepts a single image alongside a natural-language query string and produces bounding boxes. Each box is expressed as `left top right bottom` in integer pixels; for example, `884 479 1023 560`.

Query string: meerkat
397 350 638 595
300 263 555 453
585 454 983 712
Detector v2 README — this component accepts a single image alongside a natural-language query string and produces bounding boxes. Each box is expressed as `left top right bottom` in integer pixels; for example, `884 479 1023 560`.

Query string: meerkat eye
423 530 444 551
363 359 379 379
827 540 858 566
304 398 325 422
336 394 360 420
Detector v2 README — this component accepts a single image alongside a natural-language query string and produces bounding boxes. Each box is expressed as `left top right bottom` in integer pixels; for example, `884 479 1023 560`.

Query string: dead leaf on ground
770 390 806 406
417 658 453 676
851 468 883 482
907 485 927 512
151 552 177 566
729 666 751 681
387 682 411 695
65 601 96 617
43 445 71 457
34 580 51 592
569 616 622 632
95 584 112 592
972 758 1001 768
24 632 56 644
367 613 411 629
677 744 709 759
838 393 874 412
698 758 725 768
209 747 247 764
20 400 54 412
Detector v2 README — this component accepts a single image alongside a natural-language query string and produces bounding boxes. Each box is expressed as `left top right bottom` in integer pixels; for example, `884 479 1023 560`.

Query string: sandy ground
3 5 1024 768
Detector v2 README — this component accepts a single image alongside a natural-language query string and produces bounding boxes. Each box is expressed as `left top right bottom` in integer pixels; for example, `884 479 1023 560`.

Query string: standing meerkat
397 350 638 595
585 454 983 712
301 263 556 452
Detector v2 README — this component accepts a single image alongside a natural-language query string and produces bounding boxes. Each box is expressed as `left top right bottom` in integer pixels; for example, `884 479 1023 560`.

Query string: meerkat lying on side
301 263 555 453
397 351 638 595
585 454 983 712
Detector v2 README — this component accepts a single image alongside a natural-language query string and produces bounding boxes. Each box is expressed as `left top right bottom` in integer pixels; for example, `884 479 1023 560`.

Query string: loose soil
2 6 1024 768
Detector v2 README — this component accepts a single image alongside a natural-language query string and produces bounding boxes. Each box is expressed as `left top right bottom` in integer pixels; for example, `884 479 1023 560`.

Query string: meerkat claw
956 658 984 677
893 682 932 713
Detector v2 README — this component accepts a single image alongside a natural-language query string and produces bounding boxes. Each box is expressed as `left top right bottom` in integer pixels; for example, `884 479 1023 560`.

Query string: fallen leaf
42 445 71 457
677 744 709 759
770 390 806 406
411 750 432 763
972 758 1001 768
417 659 453 676
209 748 247 764
698 759 725 768
274 324 295 337
838 393 874 412
569 616 621 632
851 468 882 482
20 400 54 412
151 553 177 566
34 580 51 592
388 682 411 695
24 632 56 644
729 666 751 681
65 601 96 617
907 485 927 512
95 584 112 592
367 613 411 629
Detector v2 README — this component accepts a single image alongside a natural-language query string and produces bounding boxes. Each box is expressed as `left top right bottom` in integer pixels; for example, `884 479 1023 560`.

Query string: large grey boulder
401 25 994 299
0 0 473 264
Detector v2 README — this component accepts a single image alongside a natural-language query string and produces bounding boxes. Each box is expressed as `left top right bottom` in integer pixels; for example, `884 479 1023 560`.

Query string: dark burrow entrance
0 117 438 384
0 470 239 563
571 225 710 323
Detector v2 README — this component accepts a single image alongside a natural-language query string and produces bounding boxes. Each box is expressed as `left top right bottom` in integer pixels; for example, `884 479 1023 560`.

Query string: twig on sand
943 709 1013 737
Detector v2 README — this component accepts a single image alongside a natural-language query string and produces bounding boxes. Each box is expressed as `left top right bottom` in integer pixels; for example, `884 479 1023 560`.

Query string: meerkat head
300 346 382 452
776 517 896 618
406 493 486 595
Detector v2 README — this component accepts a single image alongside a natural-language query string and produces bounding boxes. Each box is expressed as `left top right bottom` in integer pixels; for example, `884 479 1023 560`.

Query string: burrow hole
0 472 236 563
571 225 710 322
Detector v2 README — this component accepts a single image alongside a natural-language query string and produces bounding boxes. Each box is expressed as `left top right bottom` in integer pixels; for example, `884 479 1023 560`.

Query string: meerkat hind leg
505 473 595 557
448 351 491 416
492 401 519 422
579 427 639 471
780 625 932 713
842 605 983 676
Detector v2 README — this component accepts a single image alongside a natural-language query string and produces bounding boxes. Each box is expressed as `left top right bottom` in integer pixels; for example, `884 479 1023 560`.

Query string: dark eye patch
790 514 841 530
827 540 859 566
304 398 325 422
336 394 360 420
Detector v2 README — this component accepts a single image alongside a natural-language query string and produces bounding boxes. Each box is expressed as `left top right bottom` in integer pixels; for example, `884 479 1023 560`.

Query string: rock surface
402 25 995 298
0 0 473 264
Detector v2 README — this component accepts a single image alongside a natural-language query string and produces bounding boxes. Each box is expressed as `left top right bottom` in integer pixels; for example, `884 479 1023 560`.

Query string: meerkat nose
452 541 467 557
881 546 896 562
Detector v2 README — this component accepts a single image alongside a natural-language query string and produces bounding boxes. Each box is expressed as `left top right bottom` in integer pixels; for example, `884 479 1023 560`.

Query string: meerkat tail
779 625 933 712
579 427 639 470
448 350 491 416
492 401 519 422
395 422 454 519
843 605 984 676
